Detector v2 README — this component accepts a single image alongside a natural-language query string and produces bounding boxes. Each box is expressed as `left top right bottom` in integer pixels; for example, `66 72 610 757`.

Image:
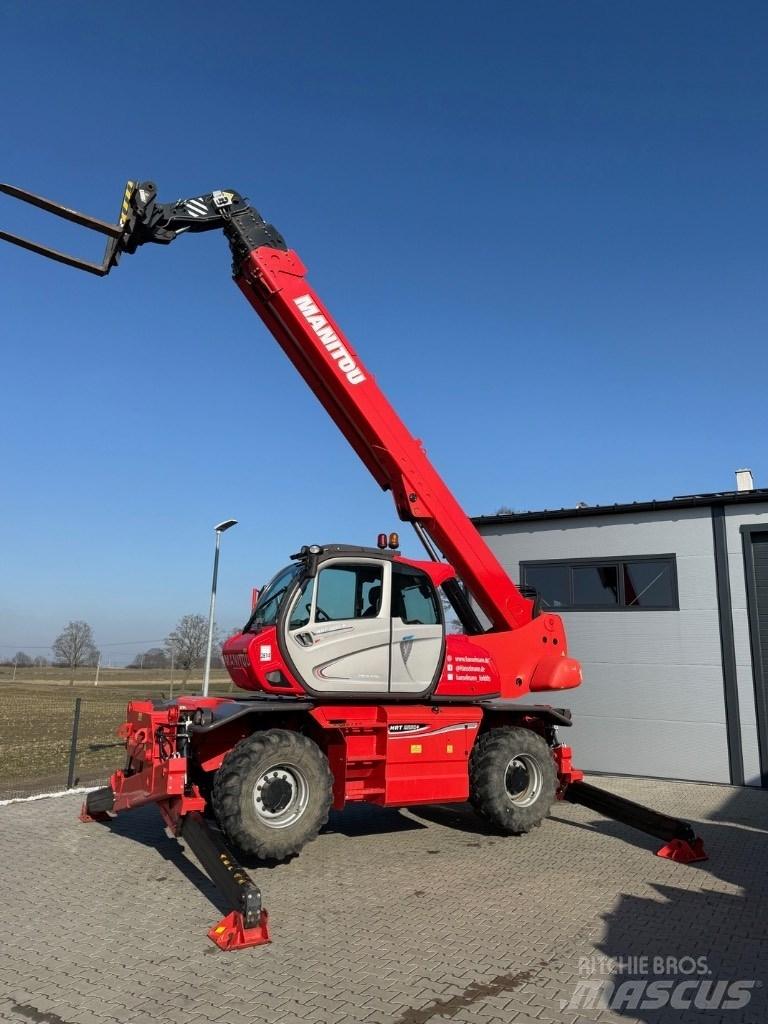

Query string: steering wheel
315 605 331 622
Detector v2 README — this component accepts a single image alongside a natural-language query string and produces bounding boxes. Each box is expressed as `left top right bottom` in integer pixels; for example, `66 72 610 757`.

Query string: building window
521 555 678 611
572 564 619 607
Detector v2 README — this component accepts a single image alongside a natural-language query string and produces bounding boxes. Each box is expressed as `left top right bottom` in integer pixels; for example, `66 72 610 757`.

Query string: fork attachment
0 181 132 275
0 178 284 278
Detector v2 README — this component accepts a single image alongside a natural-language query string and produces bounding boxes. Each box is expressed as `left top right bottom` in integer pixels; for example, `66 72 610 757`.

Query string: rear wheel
212 729 333 861
469 726 556 834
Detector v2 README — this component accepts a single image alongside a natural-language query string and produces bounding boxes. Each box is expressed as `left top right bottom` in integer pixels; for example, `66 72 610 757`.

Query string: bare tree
166 615 216 674
52 621 100 683
13 652 33 667
33 656 49 668
129 647 169 670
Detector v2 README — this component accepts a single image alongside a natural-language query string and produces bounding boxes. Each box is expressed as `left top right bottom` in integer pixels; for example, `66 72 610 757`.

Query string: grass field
0 672 234 799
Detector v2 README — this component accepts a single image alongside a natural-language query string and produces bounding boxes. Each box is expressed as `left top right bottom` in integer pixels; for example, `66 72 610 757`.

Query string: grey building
473 474 768 788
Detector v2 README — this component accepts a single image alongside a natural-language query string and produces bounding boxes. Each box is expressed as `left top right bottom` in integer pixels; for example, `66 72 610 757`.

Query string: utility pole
203 519 238 696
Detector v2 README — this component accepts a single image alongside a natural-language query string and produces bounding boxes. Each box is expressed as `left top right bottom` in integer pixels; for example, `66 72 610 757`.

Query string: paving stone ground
0 776 765 1024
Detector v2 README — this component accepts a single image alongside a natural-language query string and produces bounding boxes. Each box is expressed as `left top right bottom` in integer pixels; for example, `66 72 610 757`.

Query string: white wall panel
479 507 731 783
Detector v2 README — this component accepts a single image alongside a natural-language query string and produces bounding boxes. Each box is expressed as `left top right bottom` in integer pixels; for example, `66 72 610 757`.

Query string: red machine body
103 695 575 815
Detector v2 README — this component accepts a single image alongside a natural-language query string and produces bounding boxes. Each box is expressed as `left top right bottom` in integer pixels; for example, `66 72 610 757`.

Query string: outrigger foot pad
656 837 708 864
208 910 271 951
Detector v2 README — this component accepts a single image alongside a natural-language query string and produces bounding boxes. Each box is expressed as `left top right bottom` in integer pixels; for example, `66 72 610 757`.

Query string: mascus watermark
561 956 759 1012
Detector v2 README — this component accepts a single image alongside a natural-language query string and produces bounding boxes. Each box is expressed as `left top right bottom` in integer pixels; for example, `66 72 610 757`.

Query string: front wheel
212 728 333 861
469 726 557 834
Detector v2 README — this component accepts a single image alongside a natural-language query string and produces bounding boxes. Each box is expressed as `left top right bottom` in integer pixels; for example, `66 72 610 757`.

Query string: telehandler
0 181 706 949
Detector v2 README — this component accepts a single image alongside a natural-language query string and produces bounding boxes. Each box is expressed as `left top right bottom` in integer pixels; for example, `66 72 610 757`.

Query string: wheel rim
504 754 543 807
252 763 309 828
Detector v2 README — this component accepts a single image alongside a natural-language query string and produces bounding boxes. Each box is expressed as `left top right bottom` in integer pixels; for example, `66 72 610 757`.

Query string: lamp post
202 519 238 696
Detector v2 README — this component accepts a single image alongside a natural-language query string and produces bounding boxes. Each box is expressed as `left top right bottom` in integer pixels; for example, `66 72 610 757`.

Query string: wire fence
0 677 234 800
0 665 229 685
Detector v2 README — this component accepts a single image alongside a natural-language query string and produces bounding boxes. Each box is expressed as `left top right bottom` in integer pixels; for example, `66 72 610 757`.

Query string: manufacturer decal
293 294 366 385
388 722 479 739
259 644 272 663
224 652 250 669
312 623 354 636
400 636 414 665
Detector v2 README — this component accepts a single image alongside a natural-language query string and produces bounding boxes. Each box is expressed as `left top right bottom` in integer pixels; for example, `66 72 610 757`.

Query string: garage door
744 530 768 788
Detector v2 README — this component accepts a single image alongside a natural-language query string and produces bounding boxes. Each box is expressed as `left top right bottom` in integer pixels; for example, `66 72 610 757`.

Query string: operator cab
240 544 447 697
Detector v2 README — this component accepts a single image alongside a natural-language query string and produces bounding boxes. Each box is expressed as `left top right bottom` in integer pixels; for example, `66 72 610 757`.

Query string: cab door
284 558 391 694
389 563 444 694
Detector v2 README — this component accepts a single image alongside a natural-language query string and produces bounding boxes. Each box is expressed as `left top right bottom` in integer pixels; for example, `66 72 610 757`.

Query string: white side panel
390 623 441 694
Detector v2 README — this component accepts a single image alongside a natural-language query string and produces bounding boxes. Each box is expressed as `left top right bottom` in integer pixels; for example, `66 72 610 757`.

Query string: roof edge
472 488 768 526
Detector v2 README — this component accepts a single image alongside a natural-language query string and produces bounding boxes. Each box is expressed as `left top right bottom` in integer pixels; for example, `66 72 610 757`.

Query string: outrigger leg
178 811 270 950
564 779 707 864
82 789 270 949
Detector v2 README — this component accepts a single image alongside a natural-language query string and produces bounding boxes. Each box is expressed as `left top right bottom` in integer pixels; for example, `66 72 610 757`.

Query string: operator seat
362 584 382 617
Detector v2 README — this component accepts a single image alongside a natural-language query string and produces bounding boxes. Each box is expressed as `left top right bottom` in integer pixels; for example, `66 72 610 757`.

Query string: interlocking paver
0 776 766 1024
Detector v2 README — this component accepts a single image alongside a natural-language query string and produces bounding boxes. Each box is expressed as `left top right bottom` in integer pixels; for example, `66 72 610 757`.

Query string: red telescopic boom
235 246 533 631
0 180 532 630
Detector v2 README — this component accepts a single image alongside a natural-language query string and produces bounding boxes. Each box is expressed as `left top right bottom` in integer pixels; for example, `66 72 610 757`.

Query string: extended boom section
234 249 532 632
0 178 530 632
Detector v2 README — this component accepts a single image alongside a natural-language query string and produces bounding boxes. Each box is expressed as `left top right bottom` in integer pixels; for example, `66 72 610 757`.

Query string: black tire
212 729 333 861
469 726 557 834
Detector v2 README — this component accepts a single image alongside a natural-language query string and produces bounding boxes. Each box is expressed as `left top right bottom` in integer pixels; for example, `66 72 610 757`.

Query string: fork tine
0 230 109 276
0 183 122 238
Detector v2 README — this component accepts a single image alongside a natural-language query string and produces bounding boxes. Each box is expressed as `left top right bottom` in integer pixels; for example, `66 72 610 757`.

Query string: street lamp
202 518 238 696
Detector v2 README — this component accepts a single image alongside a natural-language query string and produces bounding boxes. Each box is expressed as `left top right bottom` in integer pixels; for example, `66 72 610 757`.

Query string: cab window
246 563 301 629
314 564 383 621
392 565 440 625
288 576 315 629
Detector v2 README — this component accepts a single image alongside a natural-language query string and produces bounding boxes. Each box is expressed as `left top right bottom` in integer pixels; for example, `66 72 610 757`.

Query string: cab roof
290 543 395 561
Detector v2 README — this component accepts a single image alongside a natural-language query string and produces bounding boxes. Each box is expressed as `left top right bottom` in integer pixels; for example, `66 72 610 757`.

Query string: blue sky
1 2 767 663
